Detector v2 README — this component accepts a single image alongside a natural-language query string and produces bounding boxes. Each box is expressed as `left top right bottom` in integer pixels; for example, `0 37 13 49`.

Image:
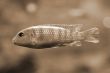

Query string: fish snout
12 37 19 45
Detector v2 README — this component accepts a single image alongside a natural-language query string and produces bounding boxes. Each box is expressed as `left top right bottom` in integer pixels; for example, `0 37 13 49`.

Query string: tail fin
83 27 100 43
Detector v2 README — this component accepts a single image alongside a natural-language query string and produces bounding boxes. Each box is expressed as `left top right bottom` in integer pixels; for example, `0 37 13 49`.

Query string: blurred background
0 0 110 73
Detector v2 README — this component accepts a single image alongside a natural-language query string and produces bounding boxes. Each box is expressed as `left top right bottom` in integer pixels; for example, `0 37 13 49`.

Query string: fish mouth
12 41 21 46
12 38 23 46
12 38 16 45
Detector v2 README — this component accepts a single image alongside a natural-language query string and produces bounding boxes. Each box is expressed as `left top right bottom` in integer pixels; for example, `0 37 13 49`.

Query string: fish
12 24 100 49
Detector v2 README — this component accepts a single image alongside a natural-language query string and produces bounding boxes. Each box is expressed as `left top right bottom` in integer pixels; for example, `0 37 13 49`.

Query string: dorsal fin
37 24 84 30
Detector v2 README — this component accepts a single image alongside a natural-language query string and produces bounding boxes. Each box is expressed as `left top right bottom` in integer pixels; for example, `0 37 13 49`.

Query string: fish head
12 27 37 48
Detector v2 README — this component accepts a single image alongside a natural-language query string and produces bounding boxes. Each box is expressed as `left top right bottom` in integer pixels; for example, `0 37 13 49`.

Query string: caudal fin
83 27 100 43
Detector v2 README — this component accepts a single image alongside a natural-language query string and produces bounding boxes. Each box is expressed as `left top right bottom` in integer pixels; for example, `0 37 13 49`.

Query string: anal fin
69 41 82 46
85 36 99 43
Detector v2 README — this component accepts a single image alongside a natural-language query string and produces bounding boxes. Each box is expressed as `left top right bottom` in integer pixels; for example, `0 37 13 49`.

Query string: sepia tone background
0 0 110 73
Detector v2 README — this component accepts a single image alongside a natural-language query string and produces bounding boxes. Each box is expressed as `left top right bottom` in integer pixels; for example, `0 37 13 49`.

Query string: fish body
12 24 100 49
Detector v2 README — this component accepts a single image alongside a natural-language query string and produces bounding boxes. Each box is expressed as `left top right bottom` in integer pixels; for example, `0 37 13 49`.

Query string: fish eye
18 32 24 37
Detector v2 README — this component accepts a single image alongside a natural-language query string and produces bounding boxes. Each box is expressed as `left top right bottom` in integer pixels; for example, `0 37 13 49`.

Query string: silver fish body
12 24 100 49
